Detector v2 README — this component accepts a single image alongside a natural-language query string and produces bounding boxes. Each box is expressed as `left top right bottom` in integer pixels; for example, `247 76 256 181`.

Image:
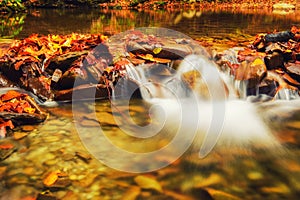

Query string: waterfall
114 54 282 157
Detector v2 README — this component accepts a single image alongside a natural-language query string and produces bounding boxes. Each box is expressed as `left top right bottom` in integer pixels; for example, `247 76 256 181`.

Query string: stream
1 7 300 200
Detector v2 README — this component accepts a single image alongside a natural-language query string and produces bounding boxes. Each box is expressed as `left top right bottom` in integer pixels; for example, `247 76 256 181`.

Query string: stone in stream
264 51 284 70
286 62 300 83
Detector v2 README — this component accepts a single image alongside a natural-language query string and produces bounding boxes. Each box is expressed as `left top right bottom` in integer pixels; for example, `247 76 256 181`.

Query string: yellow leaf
250 58 264 67
24 107 36 114
153 47 162 54
134 175 163 193
145 54 154 60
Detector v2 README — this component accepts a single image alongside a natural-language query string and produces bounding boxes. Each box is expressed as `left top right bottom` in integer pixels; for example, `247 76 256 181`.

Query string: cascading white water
120 54 282 157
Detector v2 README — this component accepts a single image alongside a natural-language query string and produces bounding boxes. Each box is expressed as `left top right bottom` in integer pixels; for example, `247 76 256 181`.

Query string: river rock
264 52 284 70
286 62 300 82
234 58 267 88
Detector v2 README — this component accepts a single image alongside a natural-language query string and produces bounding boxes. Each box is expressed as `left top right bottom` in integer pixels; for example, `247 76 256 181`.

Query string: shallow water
1 99 300 199
1 7 300 200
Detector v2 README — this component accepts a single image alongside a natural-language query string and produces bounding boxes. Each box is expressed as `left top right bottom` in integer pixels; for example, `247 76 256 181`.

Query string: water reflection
3 8 300 39
0 13 26 38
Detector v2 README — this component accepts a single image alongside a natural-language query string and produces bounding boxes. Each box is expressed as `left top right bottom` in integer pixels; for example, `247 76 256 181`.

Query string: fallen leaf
0 143 14 150
153 47 162 54
43 170 61 187
134 175 163 193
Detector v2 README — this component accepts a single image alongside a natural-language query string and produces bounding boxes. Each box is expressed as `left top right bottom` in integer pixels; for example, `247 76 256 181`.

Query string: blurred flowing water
0 7 300 200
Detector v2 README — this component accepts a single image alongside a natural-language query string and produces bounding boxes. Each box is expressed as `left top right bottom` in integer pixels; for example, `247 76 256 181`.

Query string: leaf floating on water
134 175 163 193
43 170 61 187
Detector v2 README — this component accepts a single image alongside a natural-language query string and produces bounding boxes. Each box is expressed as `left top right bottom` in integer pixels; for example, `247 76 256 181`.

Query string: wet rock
47 51 89 73
54 83 110 102
264 52 284 70
286 62 300 82
235 58 267 89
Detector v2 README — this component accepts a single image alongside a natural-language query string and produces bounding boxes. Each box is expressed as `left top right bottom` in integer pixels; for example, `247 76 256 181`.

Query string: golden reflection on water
5 7 300 39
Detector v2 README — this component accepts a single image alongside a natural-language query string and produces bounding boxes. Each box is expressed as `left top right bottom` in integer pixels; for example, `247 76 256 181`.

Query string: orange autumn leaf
152 57 171 64
43 170 60 186
1 90 24 102
137 54 171 63
0 143 14 150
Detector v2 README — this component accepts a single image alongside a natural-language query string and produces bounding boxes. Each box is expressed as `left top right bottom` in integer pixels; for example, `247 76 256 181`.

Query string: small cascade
219 47 300 101
121 62 189 101
275 88 300 100
115 54 282 157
